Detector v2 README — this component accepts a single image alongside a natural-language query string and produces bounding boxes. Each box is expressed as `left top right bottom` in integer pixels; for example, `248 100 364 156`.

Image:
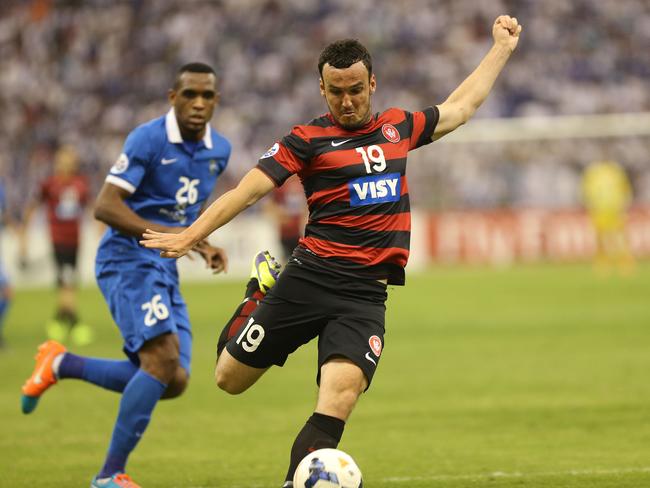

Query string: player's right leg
216 250 281 355
213 251 281 393
20 339 140 414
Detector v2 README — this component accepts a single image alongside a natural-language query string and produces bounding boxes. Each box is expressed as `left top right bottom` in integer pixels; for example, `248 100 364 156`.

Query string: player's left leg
281 359 366 488
91 263 194 485
93 333 180 485
281 276 387 487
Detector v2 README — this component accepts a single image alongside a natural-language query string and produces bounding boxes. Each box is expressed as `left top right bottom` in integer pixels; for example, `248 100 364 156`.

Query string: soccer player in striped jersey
142 15 522 486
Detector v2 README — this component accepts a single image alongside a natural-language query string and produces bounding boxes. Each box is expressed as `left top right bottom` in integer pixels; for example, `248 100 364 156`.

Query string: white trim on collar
165 108 213 149
203 122 213 149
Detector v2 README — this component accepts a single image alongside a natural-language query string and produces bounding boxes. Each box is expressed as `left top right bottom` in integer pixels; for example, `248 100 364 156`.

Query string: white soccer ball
293 448 363 487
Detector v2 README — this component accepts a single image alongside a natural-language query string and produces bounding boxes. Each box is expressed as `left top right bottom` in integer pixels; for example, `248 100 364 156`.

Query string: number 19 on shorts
236 317 265 352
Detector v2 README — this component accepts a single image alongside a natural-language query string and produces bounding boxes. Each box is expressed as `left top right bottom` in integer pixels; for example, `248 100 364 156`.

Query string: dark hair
174 62 217 88
318 39 372 78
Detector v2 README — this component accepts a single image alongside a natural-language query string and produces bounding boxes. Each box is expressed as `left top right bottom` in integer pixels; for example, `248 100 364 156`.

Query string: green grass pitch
1 262 649 487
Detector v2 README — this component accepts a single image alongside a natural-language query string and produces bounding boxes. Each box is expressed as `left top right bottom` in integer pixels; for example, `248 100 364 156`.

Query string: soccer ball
293 448 363 487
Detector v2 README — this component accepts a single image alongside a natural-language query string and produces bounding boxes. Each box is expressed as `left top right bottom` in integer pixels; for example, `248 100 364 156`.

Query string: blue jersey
0 181 7 285
97 109 231 266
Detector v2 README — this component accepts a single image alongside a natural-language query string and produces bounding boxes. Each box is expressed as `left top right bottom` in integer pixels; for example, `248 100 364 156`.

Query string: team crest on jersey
110 153 129 174
369 335 382 357
209 159 218 174
261 142 279 159
382 123 400 143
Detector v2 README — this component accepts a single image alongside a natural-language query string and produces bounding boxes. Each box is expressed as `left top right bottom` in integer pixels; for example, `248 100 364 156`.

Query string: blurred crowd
1 0 649 216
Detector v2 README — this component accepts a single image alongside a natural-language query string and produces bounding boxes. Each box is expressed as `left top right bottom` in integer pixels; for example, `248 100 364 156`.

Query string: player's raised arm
141 167 276 258
433 15 522 141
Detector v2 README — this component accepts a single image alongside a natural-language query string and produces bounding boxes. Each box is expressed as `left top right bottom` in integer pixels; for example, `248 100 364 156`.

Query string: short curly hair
318 39 372 79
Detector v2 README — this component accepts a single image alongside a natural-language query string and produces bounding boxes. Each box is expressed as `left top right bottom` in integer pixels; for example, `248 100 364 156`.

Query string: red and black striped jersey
257 106 439 285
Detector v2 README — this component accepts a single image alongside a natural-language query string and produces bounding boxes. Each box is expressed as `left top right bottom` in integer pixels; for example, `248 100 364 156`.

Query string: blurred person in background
142 15 522 487
0 177 13 349
20 62 230 488
19 145 93 345
263 175 307 263
582 159 636 275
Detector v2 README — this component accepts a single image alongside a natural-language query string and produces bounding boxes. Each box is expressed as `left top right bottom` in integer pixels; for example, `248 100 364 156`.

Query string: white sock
51 353 65 379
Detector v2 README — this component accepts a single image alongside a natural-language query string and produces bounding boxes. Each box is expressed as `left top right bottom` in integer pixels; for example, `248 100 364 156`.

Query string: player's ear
369 74 376 95
319 78 326 97
167 89 176 105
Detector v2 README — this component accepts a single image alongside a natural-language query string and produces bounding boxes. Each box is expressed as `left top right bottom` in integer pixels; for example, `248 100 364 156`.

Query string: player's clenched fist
493 15 522 52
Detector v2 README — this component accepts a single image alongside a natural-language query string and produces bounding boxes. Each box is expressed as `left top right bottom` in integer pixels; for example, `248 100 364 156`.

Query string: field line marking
185 467 650 488
382 466 650 483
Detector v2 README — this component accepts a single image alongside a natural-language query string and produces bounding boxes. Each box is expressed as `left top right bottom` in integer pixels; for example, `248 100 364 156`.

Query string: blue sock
58 354 138 393
98 370 166 478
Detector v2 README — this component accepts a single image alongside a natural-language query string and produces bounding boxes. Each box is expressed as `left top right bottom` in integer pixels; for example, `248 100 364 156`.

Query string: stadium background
1 1 650 487
2 0 650 284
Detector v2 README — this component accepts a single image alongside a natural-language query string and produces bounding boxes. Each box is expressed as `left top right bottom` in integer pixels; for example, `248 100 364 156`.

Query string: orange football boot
21 340 66 414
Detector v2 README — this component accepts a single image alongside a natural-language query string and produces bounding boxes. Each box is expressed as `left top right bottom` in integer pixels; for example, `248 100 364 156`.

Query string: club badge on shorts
369 335 382 357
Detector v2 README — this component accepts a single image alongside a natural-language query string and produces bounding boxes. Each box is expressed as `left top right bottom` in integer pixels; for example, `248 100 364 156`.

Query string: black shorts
226 257 388 387
53 244 79 287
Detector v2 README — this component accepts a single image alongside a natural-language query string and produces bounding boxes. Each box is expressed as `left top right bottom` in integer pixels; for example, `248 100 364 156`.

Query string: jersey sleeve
256 127 311 186
105 126 152 194
407 106 440 150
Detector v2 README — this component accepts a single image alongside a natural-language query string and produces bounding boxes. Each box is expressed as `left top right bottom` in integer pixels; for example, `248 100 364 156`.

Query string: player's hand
192 240 229 274
140 229 194 258
493 15 522 52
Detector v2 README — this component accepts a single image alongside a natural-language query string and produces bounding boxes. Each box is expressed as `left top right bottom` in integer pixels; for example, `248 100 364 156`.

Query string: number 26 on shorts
141 294 170 327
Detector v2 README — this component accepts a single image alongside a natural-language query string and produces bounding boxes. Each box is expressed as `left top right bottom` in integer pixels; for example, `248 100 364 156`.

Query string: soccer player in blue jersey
0 179 12 349
21 62 231 488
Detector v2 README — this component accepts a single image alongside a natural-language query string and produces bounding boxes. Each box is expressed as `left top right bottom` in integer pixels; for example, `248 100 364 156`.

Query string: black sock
284 413 346 483
244 278 261 299
216 279 264 356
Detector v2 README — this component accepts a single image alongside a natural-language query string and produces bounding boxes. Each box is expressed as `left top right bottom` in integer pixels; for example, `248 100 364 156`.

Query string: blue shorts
96 259 192 374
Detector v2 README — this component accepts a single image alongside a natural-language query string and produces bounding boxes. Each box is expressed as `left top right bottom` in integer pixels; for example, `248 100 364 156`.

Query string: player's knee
339 387 362 409
318 387 362 420
214 367 240 394
214 364 250 395
140 334 181 383
162 368 189 399
141 351 180 384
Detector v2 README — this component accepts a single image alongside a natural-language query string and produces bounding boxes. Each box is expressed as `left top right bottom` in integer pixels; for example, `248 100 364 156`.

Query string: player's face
320 61 376 130
168 72 219 140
